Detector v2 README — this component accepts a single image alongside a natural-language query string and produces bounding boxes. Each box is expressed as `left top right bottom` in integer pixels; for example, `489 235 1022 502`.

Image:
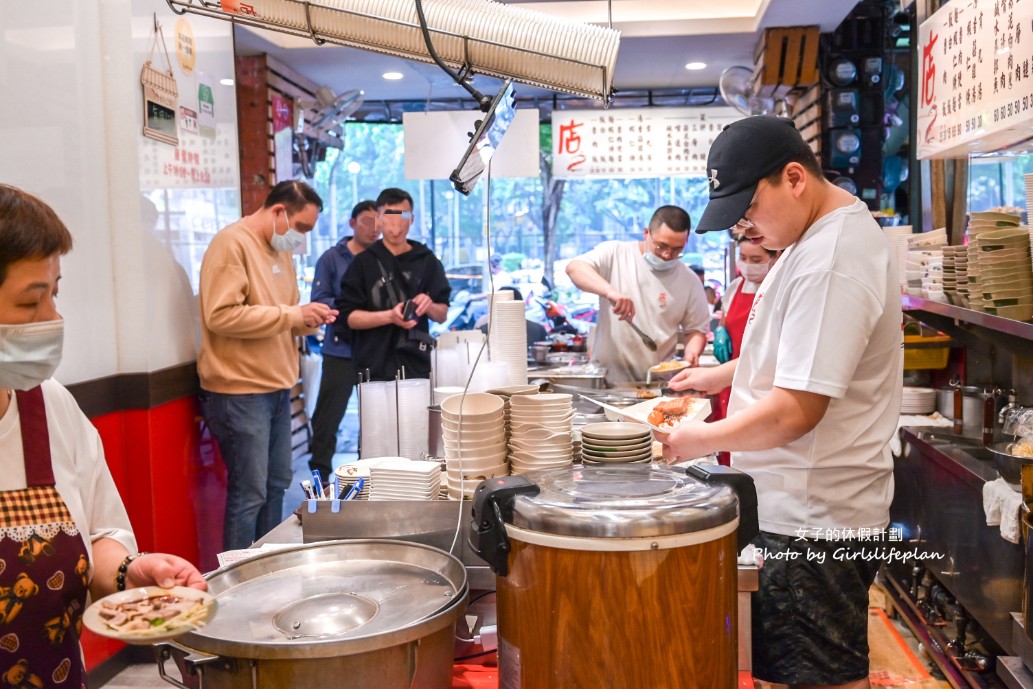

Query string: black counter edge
66 361 199 418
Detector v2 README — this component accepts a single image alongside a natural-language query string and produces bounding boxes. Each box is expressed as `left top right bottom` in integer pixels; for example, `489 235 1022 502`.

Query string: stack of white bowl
369 458 441 501
901 387 937 415
487 298 529 386
508 393 574 474
358 381 397 458
396 379 430 461
580 422 653 464
487 385 540 438
440 393 509 498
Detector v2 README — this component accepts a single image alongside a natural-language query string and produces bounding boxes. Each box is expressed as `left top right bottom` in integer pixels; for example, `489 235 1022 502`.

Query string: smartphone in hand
402 299 417 321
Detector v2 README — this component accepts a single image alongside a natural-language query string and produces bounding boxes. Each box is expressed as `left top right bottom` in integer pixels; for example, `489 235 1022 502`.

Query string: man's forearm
426 302 448 323
348 309 394 329
685 331 707 358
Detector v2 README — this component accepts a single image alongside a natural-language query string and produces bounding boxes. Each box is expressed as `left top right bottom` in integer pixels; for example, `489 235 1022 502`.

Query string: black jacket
336 240 450 381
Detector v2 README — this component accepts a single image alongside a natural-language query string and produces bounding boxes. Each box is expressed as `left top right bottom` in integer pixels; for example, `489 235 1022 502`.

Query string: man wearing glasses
659 116 902 689
337 188 450 381
565 205 710 384
308 199 379 481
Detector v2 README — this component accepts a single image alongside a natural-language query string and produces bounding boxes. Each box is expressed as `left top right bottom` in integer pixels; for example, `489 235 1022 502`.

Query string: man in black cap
657 116 903 689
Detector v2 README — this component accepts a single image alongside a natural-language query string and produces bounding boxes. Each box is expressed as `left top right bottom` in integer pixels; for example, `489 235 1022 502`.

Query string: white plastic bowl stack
396 379 431 461
487 299 530 386
507 393 575 474
359 381 397 458
440 392 508 496
368 458 442 501
900 387 937 415
580 422 653 465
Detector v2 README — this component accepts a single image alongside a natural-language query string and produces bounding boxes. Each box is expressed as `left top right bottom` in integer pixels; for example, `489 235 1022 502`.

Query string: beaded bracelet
115 552 148 592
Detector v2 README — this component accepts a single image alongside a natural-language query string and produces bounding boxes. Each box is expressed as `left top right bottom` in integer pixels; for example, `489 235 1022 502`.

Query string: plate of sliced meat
83 586 216 644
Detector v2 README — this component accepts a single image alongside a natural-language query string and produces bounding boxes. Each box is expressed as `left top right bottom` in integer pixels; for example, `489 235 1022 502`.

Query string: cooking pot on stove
469 463 757 689
155 540 468 689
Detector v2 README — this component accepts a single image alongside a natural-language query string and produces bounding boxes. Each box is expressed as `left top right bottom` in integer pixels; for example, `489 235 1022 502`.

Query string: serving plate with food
82 586 216 644
592 395 711 433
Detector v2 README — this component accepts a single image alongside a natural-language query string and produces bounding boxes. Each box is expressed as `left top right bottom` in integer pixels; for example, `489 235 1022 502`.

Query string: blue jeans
200 389 293 551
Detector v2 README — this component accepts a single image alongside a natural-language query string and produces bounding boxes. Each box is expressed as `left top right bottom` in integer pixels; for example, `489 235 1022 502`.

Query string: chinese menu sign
917 0 1033 158
551 107 742 178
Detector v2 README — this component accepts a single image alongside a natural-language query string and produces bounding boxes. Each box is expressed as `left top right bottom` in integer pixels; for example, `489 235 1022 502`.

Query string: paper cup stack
580 422 653 464
487 296 529 387
508 393 575 474
368 458 441 501
440 393 508 499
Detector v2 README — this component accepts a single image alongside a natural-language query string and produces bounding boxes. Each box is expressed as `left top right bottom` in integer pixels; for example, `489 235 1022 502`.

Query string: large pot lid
508 464 738 538
177 540 467 659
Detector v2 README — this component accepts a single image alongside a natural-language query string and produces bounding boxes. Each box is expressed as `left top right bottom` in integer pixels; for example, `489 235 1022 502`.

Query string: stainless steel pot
989 441 1033 488
935 386 983 432
156 540 468 689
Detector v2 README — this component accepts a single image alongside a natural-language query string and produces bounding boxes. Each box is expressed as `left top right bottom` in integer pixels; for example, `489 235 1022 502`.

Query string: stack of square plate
334 458 382 500
941 246 965 305
970 228 1033 320
580 422 653 464
369 458 441 501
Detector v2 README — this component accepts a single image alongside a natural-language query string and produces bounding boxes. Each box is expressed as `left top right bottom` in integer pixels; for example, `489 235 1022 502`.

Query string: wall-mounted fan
297 86 365 132
719 66 783 116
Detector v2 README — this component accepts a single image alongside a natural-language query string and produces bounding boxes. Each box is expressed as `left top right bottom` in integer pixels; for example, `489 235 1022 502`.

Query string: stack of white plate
900 387 937 415
369 458 442 501
440 392 508 483
580 422 653 464
942 245 968 306
508 393 575 474
487 300 530 386
333 458 382 500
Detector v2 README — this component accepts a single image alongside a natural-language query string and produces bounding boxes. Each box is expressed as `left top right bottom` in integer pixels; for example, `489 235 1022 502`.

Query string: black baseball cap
695 116 807 233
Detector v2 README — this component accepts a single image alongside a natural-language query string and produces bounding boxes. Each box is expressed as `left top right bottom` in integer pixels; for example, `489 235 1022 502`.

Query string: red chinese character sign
551 107 741 179
917 0 1033 158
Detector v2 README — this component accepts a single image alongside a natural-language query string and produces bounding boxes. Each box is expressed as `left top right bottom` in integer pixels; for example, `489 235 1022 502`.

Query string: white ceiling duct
166 0 621 102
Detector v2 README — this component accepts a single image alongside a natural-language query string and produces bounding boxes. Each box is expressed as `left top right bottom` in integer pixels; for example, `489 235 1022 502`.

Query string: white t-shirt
0 379 137 575
579 241 710 383
729 199 903 537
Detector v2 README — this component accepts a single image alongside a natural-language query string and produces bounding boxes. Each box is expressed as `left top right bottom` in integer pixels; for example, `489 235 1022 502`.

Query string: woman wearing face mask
711 235 777 431
0 185 205 685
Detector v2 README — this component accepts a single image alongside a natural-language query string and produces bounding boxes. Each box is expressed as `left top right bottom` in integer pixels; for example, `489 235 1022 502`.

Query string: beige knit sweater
198 220 310 394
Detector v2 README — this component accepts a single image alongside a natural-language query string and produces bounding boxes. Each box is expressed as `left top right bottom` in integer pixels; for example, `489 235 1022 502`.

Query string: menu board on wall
917 0 1033 158
551 107 742 178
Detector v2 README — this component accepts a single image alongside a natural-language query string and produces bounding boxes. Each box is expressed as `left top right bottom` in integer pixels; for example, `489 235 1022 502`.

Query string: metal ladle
626 319 658 351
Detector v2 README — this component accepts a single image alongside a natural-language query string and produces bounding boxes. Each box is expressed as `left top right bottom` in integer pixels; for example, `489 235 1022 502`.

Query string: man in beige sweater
198 180 336 550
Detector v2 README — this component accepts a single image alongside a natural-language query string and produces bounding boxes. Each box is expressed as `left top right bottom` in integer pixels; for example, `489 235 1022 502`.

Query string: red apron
714 282 758 464
0 386 89 688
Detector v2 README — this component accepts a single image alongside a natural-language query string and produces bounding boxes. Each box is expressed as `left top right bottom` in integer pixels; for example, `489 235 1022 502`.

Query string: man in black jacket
336 188 450 381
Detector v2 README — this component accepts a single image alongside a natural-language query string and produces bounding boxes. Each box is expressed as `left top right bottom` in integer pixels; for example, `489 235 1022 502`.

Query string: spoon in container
626 319 658 351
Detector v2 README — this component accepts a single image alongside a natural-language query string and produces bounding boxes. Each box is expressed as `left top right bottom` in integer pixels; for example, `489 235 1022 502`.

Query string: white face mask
0 319 64 391
270 214 305 253
643 251 679 272
737 258 771 284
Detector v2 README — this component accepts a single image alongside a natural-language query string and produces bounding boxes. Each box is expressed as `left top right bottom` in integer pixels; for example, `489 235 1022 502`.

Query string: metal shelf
902 295 1033 345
